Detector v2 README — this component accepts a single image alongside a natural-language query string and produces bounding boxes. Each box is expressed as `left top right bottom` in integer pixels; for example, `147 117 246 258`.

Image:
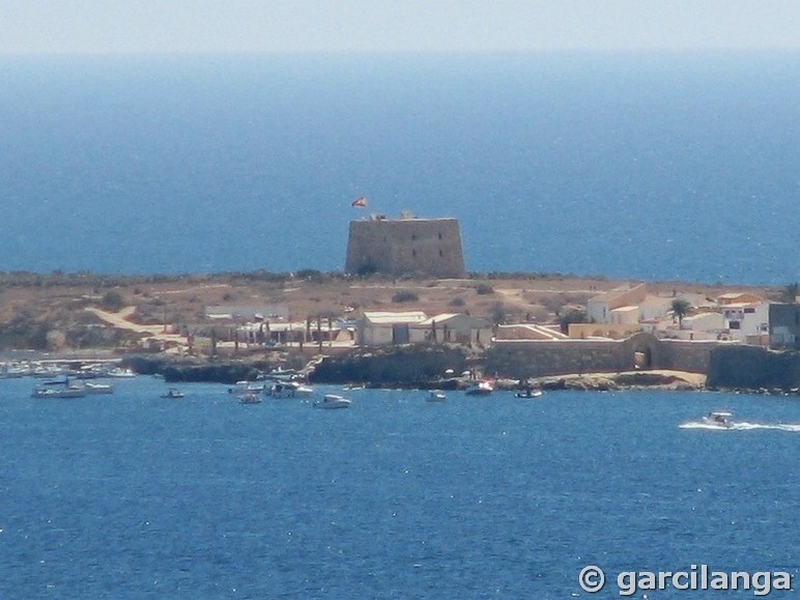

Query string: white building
722 302 769 342
357 311 428 346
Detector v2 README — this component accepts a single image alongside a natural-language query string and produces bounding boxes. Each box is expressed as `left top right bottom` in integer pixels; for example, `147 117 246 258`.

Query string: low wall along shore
486 332 717 379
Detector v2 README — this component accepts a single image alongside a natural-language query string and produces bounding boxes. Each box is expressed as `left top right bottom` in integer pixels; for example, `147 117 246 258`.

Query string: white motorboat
107 367 136 378
427 390 447 402
290 382 314 398
269 381 314 399
515 388 543 398
701 411 734 428
32 379 86 399
84 381 114 394
229 381 265 394
465 380 494 396
161 388 185 399
314 394 351 409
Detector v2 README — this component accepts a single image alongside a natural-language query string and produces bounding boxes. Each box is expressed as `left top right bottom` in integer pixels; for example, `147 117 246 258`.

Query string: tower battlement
345 215 466 278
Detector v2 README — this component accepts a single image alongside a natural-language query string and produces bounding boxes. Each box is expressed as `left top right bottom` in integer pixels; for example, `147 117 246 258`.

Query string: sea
0 51 798 285
1 376 799 599
2 53 800 599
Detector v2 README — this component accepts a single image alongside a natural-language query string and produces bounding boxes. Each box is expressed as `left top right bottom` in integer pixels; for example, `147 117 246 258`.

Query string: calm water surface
1 376 799 598
1 53 798 283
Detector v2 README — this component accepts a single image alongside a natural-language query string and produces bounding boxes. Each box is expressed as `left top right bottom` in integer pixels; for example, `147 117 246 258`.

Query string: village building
356 311 490 347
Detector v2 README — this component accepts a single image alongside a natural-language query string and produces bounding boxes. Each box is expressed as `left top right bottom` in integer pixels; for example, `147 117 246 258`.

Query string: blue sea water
0 52 798 284
1 377 799 598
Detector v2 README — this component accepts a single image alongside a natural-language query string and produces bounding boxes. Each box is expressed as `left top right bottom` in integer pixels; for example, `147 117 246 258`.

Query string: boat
239 390 263 404
107 367 136 378
465 380 494 396
427 390 447 402
314 394 351 409
269 381 314 399
701 411 734 428
515 388 543 398
161 388 185 399
84 381 115 394
289 381 314 398
228 381 265 394
32 379 86 399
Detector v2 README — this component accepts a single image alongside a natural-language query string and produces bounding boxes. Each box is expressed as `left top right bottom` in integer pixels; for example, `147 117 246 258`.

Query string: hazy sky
1 0 798 55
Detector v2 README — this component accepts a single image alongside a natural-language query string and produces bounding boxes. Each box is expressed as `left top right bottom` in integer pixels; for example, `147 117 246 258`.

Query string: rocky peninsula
0 270 796 393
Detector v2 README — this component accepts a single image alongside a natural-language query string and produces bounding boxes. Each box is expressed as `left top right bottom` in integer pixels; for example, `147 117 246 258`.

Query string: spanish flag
351 196 367 208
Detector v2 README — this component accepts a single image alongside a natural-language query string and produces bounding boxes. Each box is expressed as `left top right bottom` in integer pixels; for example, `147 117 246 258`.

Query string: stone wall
486 333 720 379
345 217 466 277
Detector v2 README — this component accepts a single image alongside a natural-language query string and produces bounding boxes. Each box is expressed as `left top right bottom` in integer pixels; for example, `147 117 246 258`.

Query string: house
587 284 648 324
721 302 769 342
356 311 428 346
716 292 764 306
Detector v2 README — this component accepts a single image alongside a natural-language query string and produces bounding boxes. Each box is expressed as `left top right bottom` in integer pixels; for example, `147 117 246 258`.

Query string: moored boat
107 367 136 378
314 394 351 409
515 388 543 398
84 381 115 394
427 390 447 402
239 390 263 404
465 380 494 396
32 379 86 399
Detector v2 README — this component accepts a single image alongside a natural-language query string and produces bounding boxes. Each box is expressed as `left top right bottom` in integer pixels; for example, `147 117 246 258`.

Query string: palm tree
670 298 691 329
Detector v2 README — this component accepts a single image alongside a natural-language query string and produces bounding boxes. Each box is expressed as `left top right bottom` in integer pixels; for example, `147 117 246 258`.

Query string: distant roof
206 304 288 320
362 311 428 324
589 283 646 303
610 305 639 313
716 292 763 301
418 313 491 327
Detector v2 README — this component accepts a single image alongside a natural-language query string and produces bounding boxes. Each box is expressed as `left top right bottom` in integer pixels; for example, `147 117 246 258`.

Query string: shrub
101 291 126 311
475 284 494 295
392 290 419 303
449 296 466 307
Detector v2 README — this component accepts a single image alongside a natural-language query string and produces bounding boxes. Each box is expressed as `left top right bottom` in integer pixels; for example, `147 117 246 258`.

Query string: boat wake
680 421 800 432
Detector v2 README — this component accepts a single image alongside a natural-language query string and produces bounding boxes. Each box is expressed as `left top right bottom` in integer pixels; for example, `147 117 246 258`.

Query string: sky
0 0 798 55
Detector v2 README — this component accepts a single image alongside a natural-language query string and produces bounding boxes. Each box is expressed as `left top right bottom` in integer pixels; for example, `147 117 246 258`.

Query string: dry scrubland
0 271 779 353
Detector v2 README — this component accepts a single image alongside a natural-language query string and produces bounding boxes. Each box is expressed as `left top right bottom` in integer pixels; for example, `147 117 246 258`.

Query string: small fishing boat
515 388 543 398
427 390 447 402
161 388 185 399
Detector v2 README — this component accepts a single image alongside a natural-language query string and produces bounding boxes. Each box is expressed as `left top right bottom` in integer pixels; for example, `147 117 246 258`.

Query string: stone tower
345 214 466 278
